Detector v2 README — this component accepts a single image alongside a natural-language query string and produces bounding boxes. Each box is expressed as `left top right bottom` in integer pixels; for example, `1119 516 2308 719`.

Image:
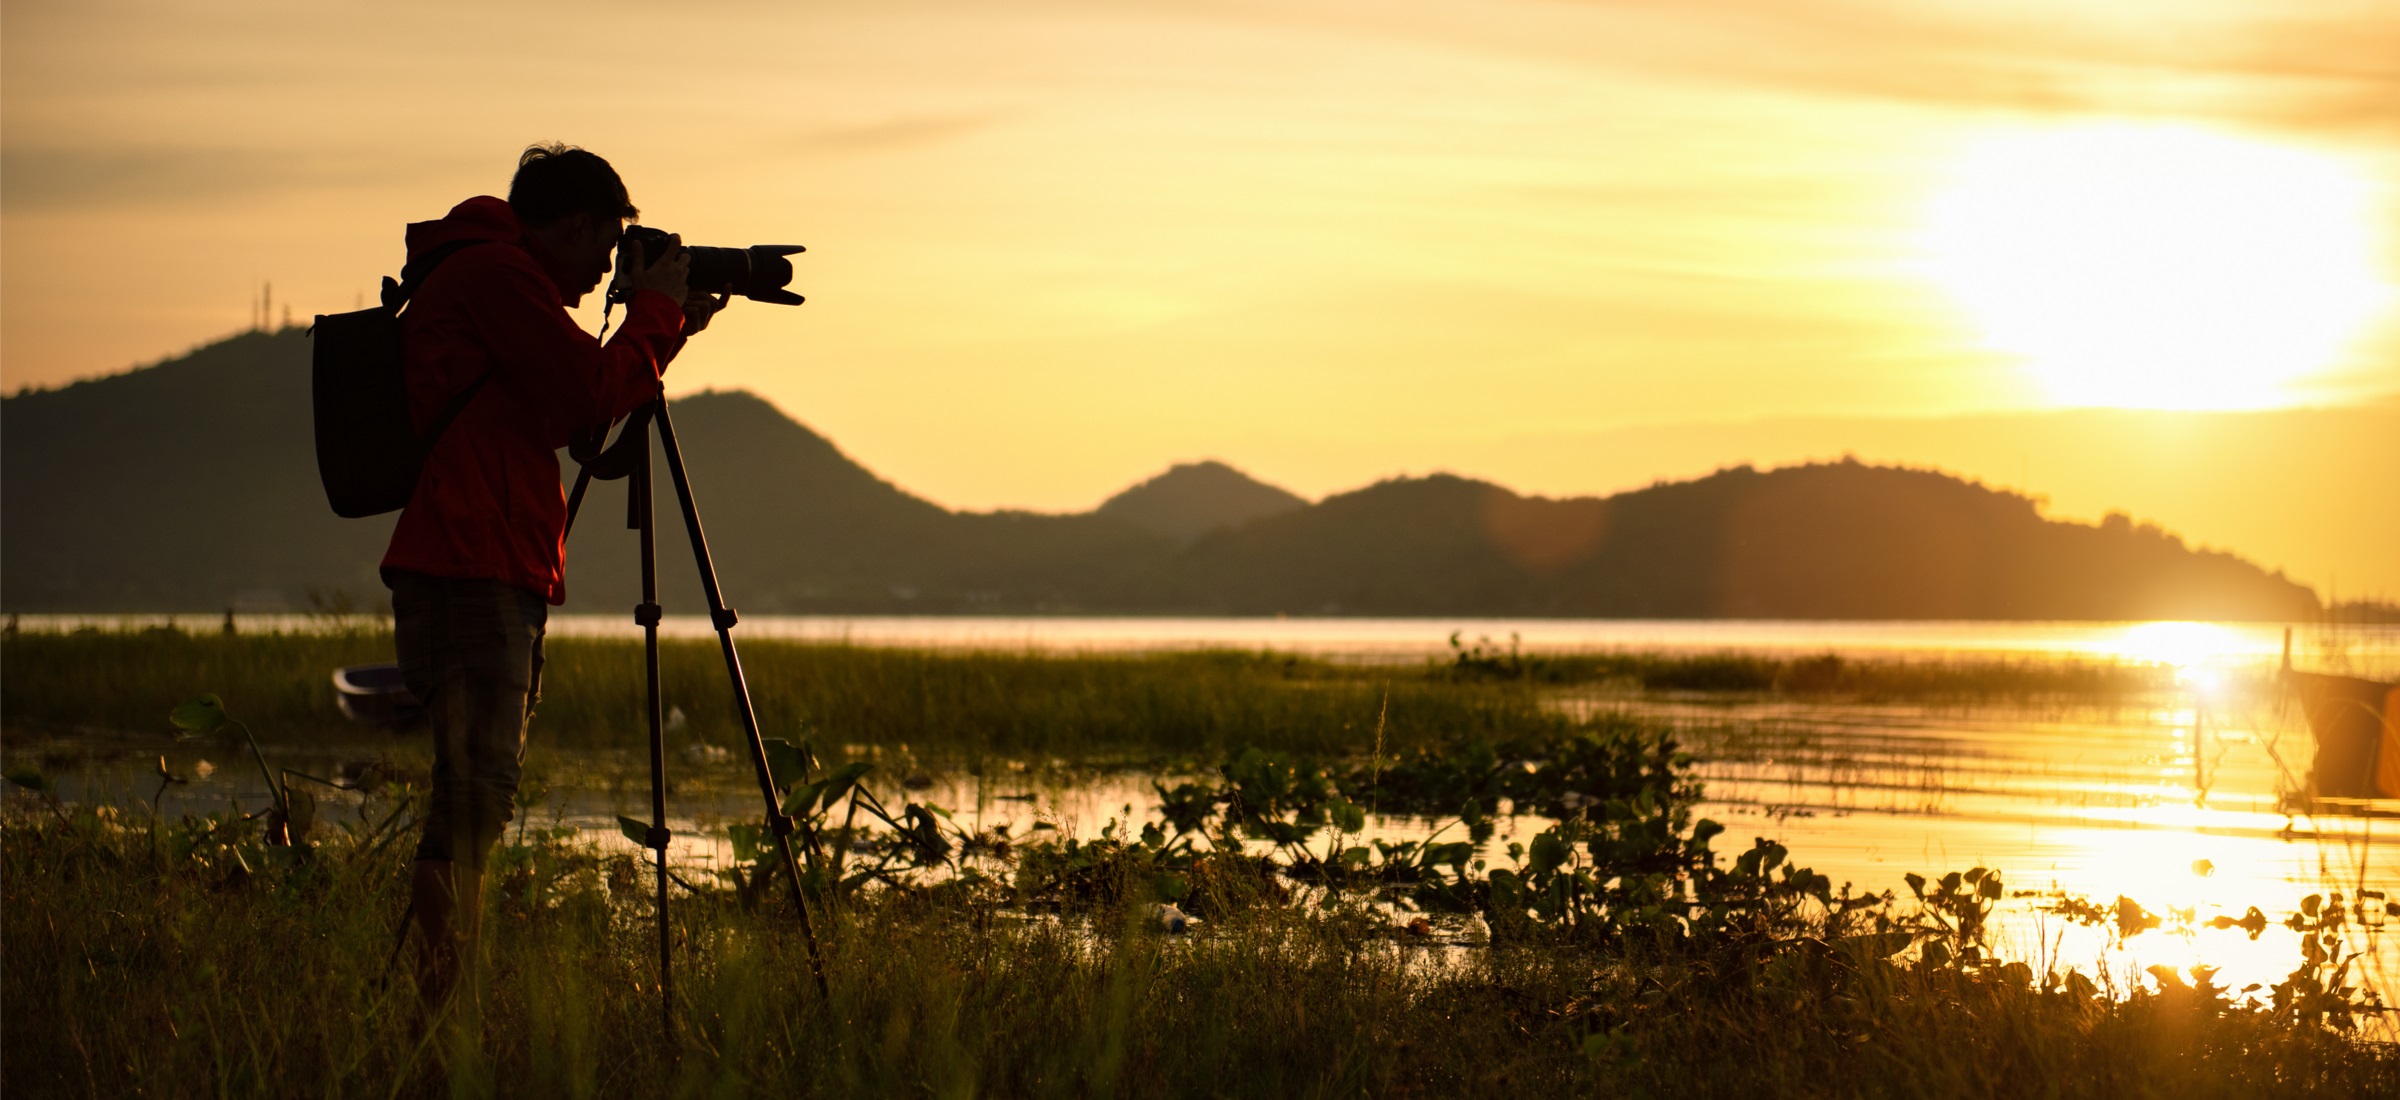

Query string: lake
22 612 2400 671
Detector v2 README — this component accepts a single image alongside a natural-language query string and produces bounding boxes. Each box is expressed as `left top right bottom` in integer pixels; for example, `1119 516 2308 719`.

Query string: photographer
381 144 724 1009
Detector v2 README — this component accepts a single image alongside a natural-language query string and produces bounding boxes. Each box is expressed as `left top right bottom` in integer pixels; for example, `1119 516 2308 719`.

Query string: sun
1920 123 2391 409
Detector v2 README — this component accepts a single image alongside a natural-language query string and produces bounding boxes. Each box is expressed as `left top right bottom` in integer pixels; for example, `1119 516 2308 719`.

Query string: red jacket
381 196 687 604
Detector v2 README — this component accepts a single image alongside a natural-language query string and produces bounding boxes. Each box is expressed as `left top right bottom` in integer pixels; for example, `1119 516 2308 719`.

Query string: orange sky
5 0 2397 592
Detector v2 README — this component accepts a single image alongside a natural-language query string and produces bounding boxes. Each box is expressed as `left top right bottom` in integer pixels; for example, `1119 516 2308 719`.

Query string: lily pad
170 695 231 737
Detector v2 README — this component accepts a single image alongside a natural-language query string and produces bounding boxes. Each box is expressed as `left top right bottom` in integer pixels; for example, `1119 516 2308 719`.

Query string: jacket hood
405 196 521 260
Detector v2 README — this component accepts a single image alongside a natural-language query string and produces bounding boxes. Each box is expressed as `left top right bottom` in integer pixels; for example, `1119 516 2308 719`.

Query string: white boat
332 663 421 728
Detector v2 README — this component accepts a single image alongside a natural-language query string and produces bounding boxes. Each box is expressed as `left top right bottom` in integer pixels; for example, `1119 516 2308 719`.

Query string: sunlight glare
2112 621 2245 671
1921 124 2390 409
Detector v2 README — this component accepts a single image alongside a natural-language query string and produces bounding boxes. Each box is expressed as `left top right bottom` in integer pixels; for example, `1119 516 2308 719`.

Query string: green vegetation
0 628 1565 758
4 633 2394 1096
2 630 2181 764
7 711 2395 1098
1442 631 2177 700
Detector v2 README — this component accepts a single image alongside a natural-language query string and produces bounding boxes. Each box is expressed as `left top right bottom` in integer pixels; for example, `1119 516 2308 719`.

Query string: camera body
622 226 806 306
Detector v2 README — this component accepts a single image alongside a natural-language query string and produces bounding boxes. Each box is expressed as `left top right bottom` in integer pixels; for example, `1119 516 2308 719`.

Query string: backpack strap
381 238 491 312
421 371 494 445
381 238 500 442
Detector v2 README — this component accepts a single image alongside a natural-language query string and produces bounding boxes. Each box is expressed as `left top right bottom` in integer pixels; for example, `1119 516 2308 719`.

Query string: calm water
21 612 2400 672
14 616 2397 1015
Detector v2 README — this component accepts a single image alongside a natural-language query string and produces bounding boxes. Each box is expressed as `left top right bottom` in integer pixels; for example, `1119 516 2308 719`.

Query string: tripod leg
563 466 594 540
634 438 676 1046
650 399 831 997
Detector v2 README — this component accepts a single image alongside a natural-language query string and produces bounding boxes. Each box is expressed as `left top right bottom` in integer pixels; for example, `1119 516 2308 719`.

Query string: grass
9 628 2387 1097
0 627 1564 759
1443 632 2178 701
5 799 2394 1099
2 628 2178 762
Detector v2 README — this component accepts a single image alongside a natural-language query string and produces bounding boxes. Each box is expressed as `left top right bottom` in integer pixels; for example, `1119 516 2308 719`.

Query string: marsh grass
6 803 2395 1099
1445 632 2179 702
0 629 1568 759
6 631 2396 1097
3 630 2178 761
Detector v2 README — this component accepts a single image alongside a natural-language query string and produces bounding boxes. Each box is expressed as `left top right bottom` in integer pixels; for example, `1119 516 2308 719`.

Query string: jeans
388 569 547 869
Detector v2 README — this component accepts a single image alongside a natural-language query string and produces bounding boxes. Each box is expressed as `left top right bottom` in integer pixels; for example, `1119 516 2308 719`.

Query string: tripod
563 395 829 1043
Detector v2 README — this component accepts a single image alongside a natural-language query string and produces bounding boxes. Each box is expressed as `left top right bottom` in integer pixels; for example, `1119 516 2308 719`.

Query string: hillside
0 330 1175 616
1165 466 2316 619
1097 461 1307 544
1 329 2321 619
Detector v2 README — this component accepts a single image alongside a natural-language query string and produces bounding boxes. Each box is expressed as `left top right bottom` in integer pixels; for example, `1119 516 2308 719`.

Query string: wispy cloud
0 146 468 209
790 113 1005 154
1545 0 2400 134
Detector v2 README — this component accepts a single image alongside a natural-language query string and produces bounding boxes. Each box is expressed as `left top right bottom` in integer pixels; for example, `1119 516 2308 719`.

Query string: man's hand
612 233 691 306
682 291 730 336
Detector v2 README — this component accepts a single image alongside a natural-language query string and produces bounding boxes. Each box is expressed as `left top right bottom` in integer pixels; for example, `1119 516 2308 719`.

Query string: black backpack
309 240 495 518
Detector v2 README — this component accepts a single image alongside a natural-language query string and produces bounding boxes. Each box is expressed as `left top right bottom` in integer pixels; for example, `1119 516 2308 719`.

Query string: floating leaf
283 785 316 843
171 695 231 736
762 739 816 790
816 762 874 808
1526 829 1570 877
1330 798 1366 835
781 780 830 819
727 822 764 863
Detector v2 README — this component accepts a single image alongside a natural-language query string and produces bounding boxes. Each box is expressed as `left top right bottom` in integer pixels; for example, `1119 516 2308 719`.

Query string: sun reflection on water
2110 621 2250 670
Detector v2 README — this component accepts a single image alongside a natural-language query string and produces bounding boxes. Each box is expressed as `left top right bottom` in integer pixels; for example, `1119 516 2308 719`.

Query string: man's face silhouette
560 212 626 305
525 210 625 308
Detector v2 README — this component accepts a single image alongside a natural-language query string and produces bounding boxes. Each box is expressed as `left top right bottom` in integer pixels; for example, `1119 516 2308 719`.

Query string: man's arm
449 256 687 429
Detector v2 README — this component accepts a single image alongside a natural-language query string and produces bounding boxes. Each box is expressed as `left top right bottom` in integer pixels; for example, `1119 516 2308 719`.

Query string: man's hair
507 143 638 227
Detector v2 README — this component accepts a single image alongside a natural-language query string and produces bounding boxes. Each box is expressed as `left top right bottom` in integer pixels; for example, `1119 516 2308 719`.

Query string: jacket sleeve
449 256 689 431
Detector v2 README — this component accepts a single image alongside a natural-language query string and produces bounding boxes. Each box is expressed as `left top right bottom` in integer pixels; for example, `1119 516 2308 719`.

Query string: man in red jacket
386 144 719 1008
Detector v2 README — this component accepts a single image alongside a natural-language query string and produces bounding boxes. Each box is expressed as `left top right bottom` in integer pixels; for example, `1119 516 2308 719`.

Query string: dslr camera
618 226 805 306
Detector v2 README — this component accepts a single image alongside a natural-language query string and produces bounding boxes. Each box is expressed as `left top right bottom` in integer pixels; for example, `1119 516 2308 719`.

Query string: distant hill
0 329 2322 620
0 330 1173 616
0 330 392 612
1165 466 2315 619
1098 461 1307 544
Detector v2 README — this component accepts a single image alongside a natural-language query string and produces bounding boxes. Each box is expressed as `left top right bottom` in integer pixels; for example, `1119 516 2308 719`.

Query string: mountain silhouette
1164 466 2314 619
1097 461 1307 545
1 329 2321 620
